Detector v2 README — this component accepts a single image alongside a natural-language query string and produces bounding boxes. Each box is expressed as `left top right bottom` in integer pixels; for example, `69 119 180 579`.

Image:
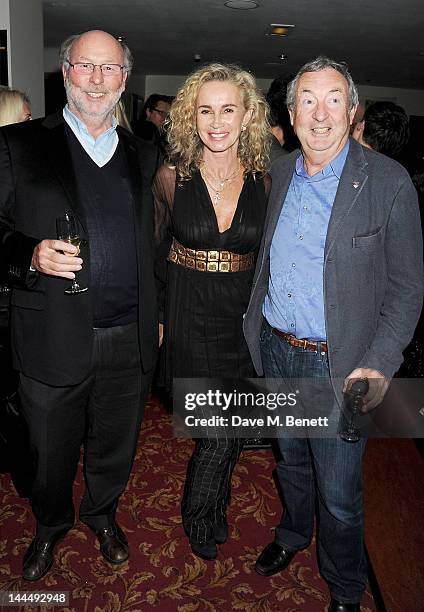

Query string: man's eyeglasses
152 108 169 117
67 62 125 76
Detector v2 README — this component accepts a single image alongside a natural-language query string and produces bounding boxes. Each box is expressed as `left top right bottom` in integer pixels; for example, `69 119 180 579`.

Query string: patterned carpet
0 397 376 611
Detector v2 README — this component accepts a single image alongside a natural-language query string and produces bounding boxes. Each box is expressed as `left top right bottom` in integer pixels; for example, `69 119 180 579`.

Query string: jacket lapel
325 138 369 258
264 151 298 250
42 113 88 233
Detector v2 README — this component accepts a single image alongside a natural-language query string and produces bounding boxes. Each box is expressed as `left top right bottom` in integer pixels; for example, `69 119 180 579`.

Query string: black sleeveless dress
154 165 269 545
155 167 267 384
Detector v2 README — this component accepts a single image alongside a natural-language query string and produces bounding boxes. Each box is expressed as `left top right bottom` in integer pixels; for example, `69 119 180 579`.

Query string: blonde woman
154 63 270 560
0 87 31 126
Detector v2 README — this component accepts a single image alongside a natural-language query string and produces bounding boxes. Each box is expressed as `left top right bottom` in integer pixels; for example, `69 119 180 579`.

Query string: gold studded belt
168 238 255 273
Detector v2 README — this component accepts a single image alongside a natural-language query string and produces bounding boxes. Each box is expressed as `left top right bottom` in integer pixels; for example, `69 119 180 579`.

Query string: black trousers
19 323 152 540
181 436 243 543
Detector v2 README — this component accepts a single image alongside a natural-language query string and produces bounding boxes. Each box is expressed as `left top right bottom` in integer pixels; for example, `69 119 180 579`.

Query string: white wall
144 73 424 117
0 1 9 21
7 0 44 118
144 74 272 98
144 74 185 98
0 0 11 84
356 85 424 117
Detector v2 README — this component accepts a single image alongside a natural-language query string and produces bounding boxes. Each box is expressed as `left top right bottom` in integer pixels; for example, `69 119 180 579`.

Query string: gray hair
59 32 134 76
286 56 359 111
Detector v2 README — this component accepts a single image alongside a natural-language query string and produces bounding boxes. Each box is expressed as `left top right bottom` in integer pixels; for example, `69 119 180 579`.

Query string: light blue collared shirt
63 105 118 167
263 141 350 340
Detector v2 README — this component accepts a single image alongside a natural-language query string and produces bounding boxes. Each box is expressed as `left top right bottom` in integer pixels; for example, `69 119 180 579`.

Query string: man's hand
31 239 83 280
159 322 164 347
344 368 390 412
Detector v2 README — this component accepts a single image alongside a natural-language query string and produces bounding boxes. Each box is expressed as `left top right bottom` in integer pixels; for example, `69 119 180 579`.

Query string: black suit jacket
0 112 158 386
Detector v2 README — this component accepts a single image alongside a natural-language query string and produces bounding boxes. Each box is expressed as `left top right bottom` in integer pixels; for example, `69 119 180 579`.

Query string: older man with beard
0 30 158 580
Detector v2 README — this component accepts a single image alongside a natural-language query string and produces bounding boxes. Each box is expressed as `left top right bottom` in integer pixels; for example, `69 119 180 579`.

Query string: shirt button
288 293 292 298
290 323 295 328
303 206 308 210
292 263 296 267
299 235 303 240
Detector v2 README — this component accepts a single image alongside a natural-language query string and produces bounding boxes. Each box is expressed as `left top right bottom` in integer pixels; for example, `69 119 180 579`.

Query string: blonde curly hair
166 63 270 181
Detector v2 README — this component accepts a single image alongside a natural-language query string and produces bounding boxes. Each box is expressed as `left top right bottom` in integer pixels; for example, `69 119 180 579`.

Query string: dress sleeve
263 172 272 198
152 164 176 321
153 163 176 244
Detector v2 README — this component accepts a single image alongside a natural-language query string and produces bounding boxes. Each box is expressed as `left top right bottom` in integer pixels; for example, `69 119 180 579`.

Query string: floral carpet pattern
0 397 376 611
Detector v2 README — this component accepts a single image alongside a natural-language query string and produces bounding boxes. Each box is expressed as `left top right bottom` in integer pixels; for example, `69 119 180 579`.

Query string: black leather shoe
22 537 60 581
213 523 228 545
328 600 360 612
190 538 217 560
96 522 129 564
255 542 296 577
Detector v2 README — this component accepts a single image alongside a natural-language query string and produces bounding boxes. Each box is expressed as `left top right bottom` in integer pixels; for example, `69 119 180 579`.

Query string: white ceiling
43 0 424 90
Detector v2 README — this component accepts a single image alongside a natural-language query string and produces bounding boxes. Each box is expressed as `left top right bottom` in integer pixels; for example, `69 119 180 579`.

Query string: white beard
65 78 124 122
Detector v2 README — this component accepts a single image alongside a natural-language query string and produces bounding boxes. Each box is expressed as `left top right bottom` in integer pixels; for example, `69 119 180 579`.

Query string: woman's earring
241 125 246 132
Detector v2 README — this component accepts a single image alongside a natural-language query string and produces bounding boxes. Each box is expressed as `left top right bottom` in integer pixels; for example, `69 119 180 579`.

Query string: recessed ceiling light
224 1 259 10
267 23 295 36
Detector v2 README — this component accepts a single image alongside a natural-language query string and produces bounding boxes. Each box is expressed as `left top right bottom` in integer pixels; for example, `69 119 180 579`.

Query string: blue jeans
260 319 367 603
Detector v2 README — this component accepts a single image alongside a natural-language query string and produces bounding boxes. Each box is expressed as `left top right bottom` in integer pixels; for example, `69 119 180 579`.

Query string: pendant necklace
200 162 241 205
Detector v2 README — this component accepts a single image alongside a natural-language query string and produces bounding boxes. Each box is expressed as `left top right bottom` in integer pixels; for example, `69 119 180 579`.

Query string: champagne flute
56 213 88 294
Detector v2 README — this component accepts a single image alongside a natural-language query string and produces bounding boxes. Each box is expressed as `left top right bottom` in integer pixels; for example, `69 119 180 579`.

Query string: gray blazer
243 138 423 404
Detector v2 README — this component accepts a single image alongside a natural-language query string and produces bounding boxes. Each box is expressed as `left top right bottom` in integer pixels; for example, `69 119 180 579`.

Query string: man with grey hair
0 30 158 580
243 56 422 610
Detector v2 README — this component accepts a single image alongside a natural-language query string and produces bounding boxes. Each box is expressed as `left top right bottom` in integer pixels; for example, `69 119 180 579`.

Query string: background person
0 30 158 581
0 85 33 497
133 93 172 176
0 86 31 126
134 93 172 139
352 102 424 380
265 76 297 163
154 63 270 561
352 100 410 159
